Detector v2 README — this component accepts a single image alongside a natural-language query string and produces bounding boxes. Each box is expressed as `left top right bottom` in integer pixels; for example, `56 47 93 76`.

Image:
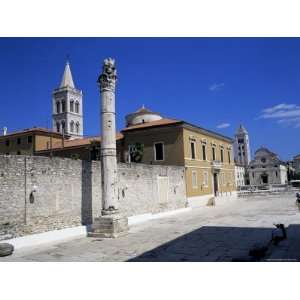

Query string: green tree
129 143 144 163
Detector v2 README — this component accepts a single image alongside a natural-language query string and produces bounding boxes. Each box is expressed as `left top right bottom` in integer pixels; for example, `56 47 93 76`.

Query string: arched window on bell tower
70 121 74 133
70 100 74 112
56 101 60 114
61 100 66 113
76 122 80 134
56 122 60 133
75 101 79 113
61 120 65 134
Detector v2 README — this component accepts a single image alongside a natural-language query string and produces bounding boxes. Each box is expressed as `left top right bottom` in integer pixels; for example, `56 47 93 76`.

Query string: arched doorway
261 173 268 184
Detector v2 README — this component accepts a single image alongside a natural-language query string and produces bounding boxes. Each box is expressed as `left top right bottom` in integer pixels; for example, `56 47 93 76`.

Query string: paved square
1 193 300 262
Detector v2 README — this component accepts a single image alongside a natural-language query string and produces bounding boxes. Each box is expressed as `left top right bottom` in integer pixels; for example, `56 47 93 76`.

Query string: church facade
248 147 287 185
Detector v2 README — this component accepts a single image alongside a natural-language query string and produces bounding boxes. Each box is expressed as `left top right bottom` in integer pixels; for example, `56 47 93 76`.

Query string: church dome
125 105 163 127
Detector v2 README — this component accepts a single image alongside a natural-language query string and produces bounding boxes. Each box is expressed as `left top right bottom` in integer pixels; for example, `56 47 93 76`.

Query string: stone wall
118 163 186 216
0 155 187 240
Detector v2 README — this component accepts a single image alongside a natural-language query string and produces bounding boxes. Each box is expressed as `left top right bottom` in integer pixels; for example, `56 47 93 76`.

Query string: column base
88 214 128 238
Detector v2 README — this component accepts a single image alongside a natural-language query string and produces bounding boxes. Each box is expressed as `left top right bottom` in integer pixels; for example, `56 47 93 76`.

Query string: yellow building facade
183 126 235 204
0 128 64 156
121 109 236 206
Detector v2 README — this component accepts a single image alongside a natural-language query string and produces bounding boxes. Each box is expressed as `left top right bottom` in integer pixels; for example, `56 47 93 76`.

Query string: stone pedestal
88 213 128 238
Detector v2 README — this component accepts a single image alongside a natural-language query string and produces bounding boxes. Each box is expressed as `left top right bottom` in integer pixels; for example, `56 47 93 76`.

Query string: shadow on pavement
128 225 300 262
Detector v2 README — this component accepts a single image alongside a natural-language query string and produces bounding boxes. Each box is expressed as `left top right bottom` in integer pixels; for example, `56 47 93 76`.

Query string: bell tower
52 61 83 139
234 124 251 166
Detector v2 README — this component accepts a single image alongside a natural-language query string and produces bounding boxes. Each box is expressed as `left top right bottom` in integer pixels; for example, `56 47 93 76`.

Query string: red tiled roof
39 133 124 151
0 127 64 139
122 118 182 131
121 118 233 143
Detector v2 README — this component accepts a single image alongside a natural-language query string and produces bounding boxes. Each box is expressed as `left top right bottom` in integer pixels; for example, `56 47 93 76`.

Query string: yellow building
121 107 236 206
0 127 65 156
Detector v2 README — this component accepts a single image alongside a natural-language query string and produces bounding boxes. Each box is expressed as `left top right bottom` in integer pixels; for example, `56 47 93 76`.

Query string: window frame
61 121 65 134
153 142 164 161
212 146 216 161
220 148 224 163
56 101 60 114
61 100 66 113
192 170 198 189
202 144 206 161
228 150 231 164
190 141 196 160
70 100 74 112
70 121 74 133
75 101 79 113
203 171 208 187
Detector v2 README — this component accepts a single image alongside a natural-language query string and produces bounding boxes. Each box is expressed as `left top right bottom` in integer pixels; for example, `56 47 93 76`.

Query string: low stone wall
0 155 187 240
237 190 293 198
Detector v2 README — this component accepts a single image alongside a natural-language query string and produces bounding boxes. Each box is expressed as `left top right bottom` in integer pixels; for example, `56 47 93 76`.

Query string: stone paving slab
1 193 300 262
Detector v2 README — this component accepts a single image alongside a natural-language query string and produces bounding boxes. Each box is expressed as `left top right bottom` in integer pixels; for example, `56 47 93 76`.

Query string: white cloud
209 83 224 91
217 122 230 129
277 117 300 127
262 103 298 114
259 103 300 128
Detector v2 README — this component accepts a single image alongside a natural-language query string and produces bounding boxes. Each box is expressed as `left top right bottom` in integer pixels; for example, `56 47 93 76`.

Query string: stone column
89 58 128 238
99 58 118 213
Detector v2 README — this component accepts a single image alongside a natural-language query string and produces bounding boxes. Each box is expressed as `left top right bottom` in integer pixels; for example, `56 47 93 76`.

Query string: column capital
98 57 117 92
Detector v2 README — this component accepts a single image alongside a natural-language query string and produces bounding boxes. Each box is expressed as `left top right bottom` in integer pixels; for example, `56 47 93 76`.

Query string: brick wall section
0 155 187 240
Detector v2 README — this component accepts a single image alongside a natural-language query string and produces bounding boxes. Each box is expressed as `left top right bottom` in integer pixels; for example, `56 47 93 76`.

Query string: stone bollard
0 243 14 257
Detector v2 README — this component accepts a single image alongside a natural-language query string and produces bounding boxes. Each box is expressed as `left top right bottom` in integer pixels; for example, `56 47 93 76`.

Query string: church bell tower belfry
52 61 83 139
234 124 251 167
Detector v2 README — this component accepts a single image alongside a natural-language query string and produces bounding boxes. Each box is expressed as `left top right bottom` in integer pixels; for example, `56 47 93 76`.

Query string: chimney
3 127 7 136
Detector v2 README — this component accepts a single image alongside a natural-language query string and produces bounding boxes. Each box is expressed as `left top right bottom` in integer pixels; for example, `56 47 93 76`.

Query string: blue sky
0 38 299 160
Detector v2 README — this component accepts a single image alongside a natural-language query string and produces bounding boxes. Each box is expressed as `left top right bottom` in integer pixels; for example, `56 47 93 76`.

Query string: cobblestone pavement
1 193 300 262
